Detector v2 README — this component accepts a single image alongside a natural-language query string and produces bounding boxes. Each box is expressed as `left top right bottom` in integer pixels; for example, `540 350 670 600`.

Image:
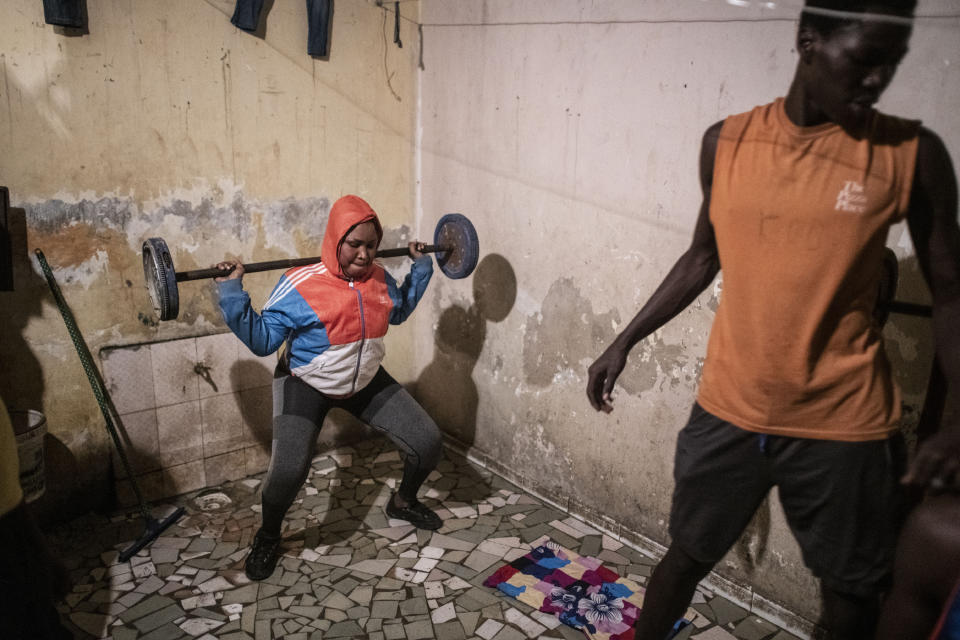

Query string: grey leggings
259 367 443 535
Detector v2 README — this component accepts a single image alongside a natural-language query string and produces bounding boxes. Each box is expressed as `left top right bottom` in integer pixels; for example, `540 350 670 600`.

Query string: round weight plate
143 237 179 321
434 213 479 280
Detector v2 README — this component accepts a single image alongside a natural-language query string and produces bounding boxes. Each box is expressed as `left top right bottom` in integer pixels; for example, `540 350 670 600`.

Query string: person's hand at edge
214 259 245 283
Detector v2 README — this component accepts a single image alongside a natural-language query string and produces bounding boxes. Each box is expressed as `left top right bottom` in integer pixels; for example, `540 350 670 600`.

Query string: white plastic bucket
11 410 46 503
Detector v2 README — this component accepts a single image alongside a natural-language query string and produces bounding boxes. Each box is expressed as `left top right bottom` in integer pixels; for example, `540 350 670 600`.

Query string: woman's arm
216 260 294 356
388 242 434 324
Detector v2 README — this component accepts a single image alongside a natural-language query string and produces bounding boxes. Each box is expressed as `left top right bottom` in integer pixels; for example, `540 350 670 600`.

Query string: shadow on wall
0 207 45 413
232 359 274 455
0 206 92 525
414 254 517 448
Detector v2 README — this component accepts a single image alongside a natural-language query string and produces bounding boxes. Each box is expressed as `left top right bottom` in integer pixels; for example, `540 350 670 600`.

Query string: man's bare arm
586 121 723 413
903 127 960 489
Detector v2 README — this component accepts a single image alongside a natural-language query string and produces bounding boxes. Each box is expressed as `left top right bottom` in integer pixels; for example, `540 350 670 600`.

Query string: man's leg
635 545 714 640
637 404 773 639
773 434 907 640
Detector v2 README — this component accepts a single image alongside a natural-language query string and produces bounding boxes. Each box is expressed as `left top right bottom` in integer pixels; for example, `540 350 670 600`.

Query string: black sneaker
386 495 443 530
245 529 282 581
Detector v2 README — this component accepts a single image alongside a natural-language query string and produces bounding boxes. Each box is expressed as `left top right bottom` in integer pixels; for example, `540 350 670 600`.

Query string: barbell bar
143 212 479 321
883 300 932 317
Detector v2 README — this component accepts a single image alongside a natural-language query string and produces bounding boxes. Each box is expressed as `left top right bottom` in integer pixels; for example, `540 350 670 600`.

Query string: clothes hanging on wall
42 0 85 28
306 0 332 57
230 0 264 32
231 0 332 58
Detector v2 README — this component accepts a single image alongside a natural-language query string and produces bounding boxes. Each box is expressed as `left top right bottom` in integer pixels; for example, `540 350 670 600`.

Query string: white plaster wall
415 0 960 627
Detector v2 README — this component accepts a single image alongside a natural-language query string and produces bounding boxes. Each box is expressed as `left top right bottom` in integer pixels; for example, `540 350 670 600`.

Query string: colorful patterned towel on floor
482 535 648 639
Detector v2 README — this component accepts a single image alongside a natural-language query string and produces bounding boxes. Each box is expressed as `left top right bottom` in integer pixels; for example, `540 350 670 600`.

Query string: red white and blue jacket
217 195 432 397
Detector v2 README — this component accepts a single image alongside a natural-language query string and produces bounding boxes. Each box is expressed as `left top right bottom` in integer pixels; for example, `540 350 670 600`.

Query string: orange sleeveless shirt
696 98 919 441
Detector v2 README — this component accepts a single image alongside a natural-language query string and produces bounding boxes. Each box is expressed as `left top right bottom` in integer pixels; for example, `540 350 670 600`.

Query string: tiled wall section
100 333 277 506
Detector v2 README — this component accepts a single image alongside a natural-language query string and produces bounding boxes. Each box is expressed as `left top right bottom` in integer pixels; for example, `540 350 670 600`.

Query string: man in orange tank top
586 1 960 638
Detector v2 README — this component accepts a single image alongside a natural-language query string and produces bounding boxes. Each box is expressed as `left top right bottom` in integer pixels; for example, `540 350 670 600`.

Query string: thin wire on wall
381 6 403 102
370 0 960 29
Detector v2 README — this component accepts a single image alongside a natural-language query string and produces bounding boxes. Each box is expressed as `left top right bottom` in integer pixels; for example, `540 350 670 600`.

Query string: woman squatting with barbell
214 194 444 581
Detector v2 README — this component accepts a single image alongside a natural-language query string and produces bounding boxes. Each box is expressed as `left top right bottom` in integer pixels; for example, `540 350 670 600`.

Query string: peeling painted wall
3 0 958 629
416 0 960 627
0 0 424 522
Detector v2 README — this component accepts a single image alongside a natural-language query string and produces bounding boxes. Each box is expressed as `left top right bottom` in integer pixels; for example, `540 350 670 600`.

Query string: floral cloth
482 536 647 639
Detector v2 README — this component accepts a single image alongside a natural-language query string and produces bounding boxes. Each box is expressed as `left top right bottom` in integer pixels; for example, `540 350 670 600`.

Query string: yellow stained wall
0 0 423 517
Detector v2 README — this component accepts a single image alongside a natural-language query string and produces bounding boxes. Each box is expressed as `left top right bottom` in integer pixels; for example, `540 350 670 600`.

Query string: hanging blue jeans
231 0 331 57
230 0 263 31
42 0 84 28
306 0 332 57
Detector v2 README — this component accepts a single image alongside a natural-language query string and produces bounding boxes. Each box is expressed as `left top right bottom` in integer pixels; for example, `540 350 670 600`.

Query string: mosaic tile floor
47 437 801 640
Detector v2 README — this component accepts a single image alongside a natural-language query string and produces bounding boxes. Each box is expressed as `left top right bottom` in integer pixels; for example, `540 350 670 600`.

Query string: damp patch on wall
22 188 330 256
522 278 620 388
509 421 575 494
522 277 696 397
19 188 336 326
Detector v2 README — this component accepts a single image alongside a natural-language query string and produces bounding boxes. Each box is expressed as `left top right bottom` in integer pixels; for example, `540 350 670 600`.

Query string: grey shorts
669 403 907 597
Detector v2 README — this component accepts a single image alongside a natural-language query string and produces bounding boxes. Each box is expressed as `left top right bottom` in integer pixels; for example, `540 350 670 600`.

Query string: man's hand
586 344 628 413
903 426 960 492
214 259 245 283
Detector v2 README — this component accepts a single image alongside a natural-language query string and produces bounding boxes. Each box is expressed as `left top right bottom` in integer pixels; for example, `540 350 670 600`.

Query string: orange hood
321 195 383 279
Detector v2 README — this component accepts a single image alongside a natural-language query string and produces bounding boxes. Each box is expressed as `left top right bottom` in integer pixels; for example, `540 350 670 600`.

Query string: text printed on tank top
835 180 867 213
